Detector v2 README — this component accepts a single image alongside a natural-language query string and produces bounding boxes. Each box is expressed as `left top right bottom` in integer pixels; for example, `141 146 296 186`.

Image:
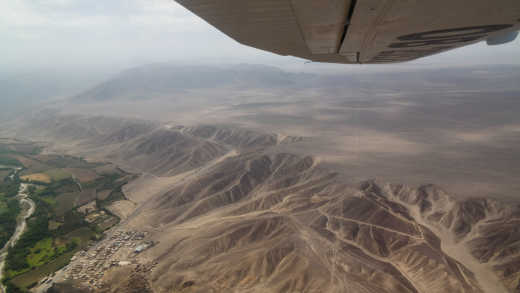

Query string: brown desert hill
71 64 316 102
9 113 306 177
65 64 520 104
9 113 229 176
179 125 307 150
112 128 229 176
381 183 520 293
10 111 156 144
93 121 159 145
7 112 520 293
121 153 489 293
181 125 279 149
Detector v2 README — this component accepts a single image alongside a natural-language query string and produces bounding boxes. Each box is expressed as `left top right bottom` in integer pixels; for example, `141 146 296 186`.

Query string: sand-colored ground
14 65 520 293
106 200 137 220
21 173 52 184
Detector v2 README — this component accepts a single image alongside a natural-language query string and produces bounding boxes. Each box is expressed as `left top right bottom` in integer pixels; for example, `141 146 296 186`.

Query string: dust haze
28 64 520 199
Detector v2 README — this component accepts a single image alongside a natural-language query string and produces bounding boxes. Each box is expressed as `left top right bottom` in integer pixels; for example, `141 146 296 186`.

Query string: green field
0 200 8 213
43 169 71 181
48 220 63 231
40 196 57 207
0 180 21 249
27 238 67 267
54 192 78 217
0 169 11 181
10 251 76 290
40 155 99 169
1 140 134 292
0 156 22 167
58 227 96 244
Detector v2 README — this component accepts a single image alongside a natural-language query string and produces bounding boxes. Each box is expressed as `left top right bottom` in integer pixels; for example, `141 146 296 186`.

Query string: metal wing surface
175 0 520 64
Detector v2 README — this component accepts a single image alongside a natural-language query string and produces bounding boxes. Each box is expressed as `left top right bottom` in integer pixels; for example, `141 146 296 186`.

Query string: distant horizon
3 60 520 79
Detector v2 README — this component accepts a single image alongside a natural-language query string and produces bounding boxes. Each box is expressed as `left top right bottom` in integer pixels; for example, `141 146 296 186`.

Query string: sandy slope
11 114 519 293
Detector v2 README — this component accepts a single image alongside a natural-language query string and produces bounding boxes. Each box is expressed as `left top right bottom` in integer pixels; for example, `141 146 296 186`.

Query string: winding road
0 183 36 293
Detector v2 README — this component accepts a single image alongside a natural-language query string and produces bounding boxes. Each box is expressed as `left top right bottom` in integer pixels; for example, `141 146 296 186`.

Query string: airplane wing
174 0 520 64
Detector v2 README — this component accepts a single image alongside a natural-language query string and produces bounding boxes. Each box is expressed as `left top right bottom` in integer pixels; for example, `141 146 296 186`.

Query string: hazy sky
2 0 520 74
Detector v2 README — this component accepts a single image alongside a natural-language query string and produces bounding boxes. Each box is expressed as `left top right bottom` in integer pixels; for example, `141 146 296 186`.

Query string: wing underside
175 0 520 64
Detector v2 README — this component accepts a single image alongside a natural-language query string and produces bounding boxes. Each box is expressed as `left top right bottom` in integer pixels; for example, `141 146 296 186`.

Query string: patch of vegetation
0 143 42 156
83 173 123 190
48 220 62 231
35 178 78 195
27 238 55 267
0 169 12 181
20 173 52 184
0 144 11 154
85 173 133 209
5 199 52 276
54 193 79 217
5 281 25 293
1 146 134 291
27 146 43 156
0 197 20 248
43 169 71 182
41 155 99 169
0 156 22 167
4 203 80 277
58 227 97 245
0 179 21 198
21 169 74 184
0 176 21 248
40 196 57 207
54 210 88 236
10 250 76 290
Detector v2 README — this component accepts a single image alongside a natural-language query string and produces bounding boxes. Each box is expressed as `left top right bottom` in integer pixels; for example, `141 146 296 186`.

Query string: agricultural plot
20 173 52 184
64 167 99 182
0 155 22 167
0 166 21 249
96 189 112 201
21 169 72 184
1 143 41 155
54 192 79 217
27 238 65 267
0 169 11 181
36 154 101 169
0 196 20 248
44 169 72 181
10 251 76 290
74 189 97 207
16 156 48 174
0 140 136 292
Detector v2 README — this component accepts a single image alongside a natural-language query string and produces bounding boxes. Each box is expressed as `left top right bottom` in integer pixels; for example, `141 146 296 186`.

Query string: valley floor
0 140 136 293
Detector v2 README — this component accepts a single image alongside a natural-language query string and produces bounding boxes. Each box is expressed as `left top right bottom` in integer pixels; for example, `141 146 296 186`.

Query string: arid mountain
0 70 109 121
32 64 520 200
6 112 519 293
66 64 520 104
72 64 316 102
4 64 520 293
132 153 483 293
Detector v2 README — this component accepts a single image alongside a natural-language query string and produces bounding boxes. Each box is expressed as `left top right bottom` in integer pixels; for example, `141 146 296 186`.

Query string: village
58 230 157 290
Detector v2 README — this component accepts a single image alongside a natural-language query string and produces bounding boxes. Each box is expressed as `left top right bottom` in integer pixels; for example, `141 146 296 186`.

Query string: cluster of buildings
62 230 156 290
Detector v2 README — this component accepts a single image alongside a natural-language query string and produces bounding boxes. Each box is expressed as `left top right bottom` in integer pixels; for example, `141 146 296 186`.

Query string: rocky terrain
3 112 518 293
